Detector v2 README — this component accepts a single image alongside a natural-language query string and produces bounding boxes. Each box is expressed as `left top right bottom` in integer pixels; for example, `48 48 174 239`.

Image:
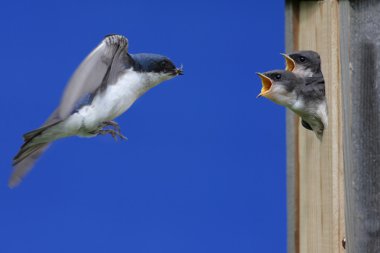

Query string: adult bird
10 34 183 187
280 50 328 138
257 70 326 140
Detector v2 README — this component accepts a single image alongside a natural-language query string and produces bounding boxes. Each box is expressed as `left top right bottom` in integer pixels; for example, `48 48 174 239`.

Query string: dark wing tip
301 119 313 131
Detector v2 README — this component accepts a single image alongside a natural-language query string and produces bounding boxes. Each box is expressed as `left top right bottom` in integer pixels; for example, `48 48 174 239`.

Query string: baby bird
257 69 327 140
280 50 328 139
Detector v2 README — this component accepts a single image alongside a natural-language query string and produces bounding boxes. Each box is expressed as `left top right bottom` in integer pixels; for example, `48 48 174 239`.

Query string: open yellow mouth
256 73 273 98
281 53 295 71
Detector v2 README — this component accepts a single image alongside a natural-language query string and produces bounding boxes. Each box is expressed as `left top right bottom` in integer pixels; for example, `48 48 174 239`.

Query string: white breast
290 98 305 113
293 67 313 78
62 69 173 136
58 69 142 135
317 101 328 128
82 69 147 129
39 68 175 141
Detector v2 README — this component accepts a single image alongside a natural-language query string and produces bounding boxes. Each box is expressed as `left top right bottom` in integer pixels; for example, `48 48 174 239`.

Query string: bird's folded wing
302 75 325 98
58 34 131 119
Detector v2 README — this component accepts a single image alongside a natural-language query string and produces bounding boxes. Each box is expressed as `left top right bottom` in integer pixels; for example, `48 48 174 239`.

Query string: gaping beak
281 53 295 71
256 72 273 98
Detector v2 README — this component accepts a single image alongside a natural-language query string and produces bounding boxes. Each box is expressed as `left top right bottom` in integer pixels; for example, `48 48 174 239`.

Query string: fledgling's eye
275 74 281 80
299 56 306 62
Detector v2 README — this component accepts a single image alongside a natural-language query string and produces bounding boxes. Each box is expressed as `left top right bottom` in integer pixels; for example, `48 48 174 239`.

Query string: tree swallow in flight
10 34 183 187
280 50 328 138
256 70 327 140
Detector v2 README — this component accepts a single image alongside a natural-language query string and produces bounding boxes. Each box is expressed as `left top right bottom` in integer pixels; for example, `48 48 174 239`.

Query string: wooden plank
285 1 300 253
286 1 345 252
340 1 380 252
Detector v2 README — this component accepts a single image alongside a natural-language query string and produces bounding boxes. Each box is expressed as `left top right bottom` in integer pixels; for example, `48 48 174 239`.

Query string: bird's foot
102 121 128 141
96 129 128 141
103 121 121 131
90 121 127 141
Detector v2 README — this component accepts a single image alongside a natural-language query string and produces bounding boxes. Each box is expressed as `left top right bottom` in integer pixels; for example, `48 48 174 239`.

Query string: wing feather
300 75 325 100
58 35 130 119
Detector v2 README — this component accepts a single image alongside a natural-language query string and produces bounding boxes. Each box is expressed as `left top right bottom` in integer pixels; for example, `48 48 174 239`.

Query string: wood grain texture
286 1 345 252
340 1 380 252
285 1 300 253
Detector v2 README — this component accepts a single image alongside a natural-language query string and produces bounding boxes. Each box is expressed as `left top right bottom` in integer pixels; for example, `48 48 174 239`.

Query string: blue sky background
0 1 286 252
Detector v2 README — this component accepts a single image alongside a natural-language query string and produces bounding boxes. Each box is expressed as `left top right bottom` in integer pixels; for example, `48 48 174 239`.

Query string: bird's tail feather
9 109 64 188
10 120 61 188
22 121 61 144
9 143 51 188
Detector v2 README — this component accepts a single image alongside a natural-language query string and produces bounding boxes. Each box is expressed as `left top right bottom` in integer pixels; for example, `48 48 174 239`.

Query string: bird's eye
275 74 281 80
299 56 306 62
160 61 168 67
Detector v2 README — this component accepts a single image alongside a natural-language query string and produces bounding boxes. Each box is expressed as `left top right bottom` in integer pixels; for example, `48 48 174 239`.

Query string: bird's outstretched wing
58 34 132 119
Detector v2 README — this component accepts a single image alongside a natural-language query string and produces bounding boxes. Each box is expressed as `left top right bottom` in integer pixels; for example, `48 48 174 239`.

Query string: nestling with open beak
281 50 322 78
280 50 328 138
257 70 327 141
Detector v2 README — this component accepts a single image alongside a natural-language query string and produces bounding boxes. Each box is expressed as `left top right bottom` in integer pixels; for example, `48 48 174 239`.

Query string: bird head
281 50 321 77
132 53 183 83
256 70 302 107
